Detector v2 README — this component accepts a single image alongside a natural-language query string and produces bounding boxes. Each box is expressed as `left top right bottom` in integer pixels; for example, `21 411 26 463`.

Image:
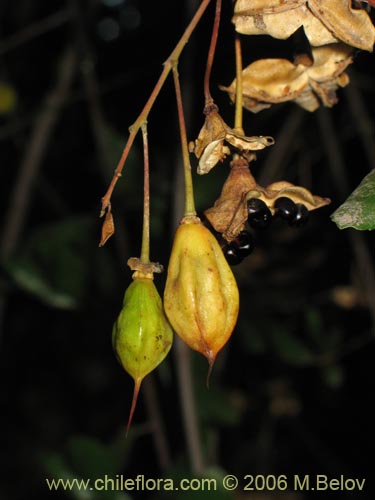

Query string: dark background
1 1 375 499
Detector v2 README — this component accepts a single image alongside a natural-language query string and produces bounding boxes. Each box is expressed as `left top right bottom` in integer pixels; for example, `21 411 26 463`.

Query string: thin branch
0 8 73 56
344 78 375 170
71 0 130 259
0 46 77 260
0 46 77 348
234 33 244 133
203 0 221 105
69 0 113 178
100 0 212 216
174 338 205 474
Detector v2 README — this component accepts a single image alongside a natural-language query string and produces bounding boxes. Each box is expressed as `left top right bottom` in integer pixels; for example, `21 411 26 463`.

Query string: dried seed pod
204 157 331 241
232 0 375 51
220 43 353 113
113 274 173 433
189 104 274 174
233 0 338 46
205 157 259 241
163 216 240 380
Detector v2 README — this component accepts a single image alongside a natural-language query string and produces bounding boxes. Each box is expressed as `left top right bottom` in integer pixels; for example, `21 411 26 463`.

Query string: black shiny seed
274 196 297 222
231 230 254 257
223 245 243 265
290 203 309 226
247 198 272 229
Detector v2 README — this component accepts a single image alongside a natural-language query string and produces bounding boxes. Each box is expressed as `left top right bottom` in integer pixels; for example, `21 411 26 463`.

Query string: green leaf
3 216 93 309
321 364 344 389
270 328 315 366
304 308 324 347
0 80 17 114
43 452 96 500
66 435 120 479
42 441 133 500
331 169 375 230
237 317 267 354
5 261 78 309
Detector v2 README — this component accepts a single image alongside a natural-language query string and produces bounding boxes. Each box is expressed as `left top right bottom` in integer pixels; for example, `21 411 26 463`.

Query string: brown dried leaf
191 108 274 174
99 208 115 247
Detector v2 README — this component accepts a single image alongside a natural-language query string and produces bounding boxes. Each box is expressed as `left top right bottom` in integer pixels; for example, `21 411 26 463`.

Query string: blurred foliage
43 434 133 500
1 1 375 500
4 217 93 309
0 80 17 114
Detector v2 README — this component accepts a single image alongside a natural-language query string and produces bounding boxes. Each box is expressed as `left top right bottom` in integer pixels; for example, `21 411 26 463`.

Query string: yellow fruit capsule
113 275 173 433
163 216 239 380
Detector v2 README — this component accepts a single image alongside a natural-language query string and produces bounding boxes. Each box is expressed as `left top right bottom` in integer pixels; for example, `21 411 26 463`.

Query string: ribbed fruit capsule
112 275 173 434
163 216 239 380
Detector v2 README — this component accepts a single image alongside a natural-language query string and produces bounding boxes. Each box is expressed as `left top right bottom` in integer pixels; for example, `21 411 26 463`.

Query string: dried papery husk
221 59 308 106
234 0 305 13
307 43 353 80
163 216 239 380
221 43 353 112
99 206 115 246
205 157 258 241
295 43 353 110
233 1 338 47
308 0 375 51
190 107 274 174
233 0 375 51
250 181 331 211
205 158 331 241
298 74 349 111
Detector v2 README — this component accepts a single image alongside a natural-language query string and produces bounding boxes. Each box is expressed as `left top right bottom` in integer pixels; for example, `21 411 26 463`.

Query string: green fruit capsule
112 274 173 434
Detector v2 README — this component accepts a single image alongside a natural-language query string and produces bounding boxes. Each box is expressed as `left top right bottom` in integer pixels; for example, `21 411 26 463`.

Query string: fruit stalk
172 65 196 216
141 123 150 264
234 33 244 134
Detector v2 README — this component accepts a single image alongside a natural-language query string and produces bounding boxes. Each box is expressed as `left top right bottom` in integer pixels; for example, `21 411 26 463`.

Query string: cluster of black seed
220 197 309 265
